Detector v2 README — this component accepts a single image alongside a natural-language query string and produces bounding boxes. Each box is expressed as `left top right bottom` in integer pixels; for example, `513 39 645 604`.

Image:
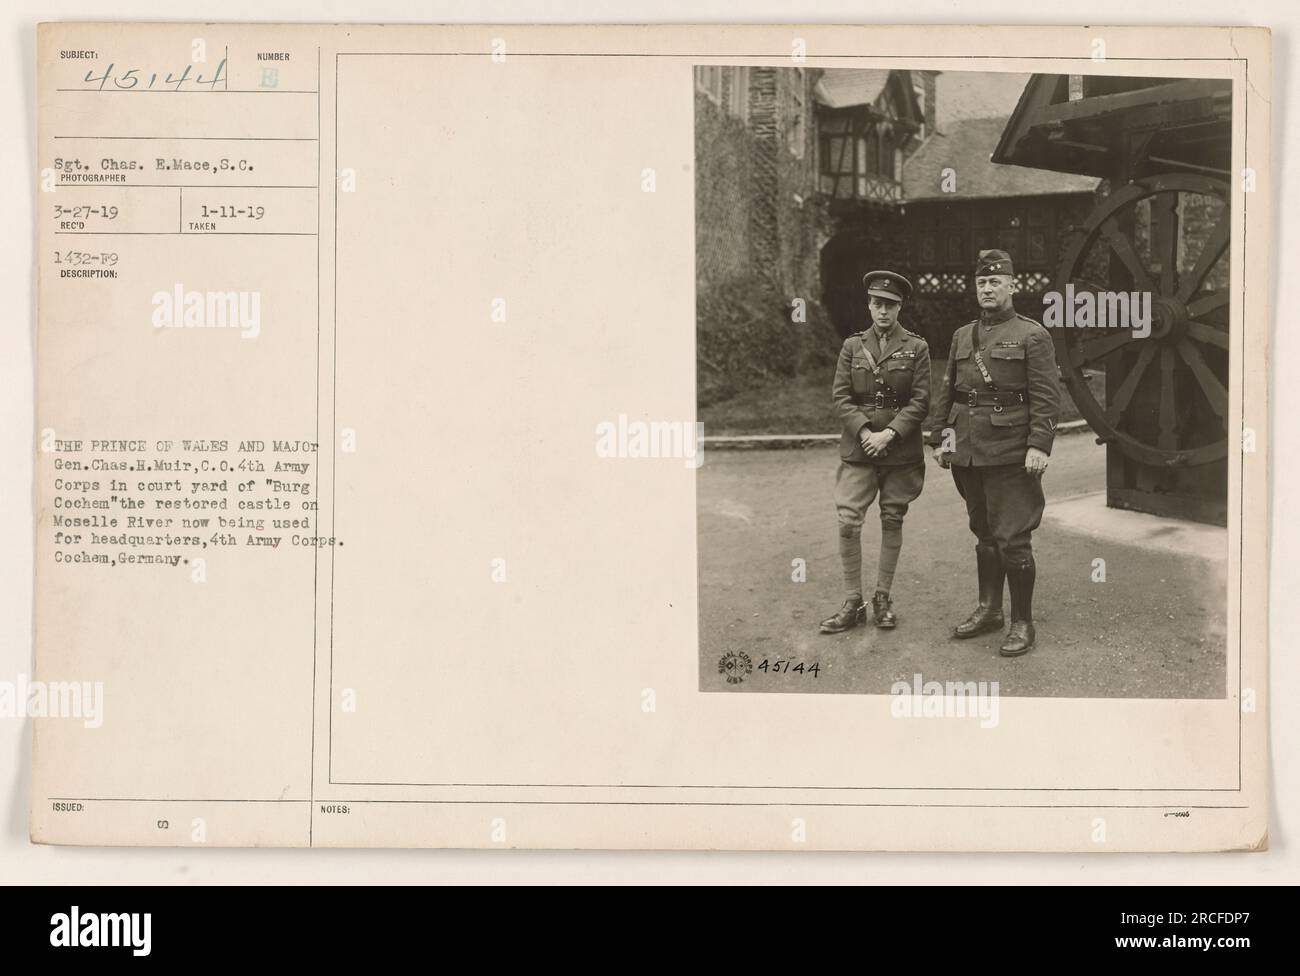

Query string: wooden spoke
1070 329 1134 367
1069 276 1111 295
1158 346 1178 450
1105 341 1157 427
1176 339 1229 420
1054 175 1230 467
1187 290 1229 319
1185 320 1229 350
1150 192 1181 298
1101 218 1156 293
1175 213 1230 303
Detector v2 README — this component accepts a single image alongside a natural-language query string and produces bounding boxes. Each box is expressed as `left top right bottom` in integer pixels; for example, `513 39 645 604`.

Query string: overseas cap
976 249 1015 277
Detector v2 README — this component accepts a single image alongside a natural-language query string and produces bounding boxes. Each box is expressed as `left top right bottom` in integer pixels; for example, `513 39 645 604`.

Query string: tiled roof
813 69 893 110
902 116 1101 201
936 72 1031 129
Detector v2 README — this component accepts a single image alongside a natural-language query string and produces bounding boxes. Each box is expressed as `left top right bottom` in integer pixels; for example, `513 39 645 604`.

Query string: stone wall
695 74 839 407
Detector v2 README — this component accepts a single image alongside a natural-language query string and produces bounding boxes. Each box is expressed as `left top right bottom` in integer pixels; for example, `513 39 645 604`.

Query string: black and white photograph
696 67 1232 697
5 10 1282 881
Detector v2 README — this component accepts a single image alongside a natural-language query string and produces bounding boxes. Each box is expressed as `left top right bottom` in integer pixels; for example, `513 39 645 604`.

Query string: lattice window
1016 271 1052 292
916 273 968 294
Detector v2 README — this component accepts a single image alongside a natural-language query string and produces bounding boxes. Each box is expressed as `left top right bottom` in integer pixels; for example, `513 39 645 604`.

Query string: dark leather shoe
953 606 1005 639
871 591 896 629
819 599 866 634
1000 620 1035 656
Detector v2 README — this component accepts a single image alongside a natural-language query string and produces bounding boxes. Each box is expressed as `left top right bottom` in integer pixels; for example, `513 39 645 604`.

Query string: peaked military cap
862 270 913 303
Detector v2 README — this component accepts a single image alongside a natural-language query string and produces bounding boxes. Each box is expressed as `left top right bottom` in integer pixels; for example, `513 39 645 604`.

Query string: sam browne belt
955 387 1027 407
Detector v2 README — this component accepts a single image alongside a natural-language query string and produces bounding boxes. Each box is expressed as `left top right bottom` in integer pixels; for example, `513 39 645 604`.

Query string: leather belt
850 391 901 408
956 387 1026 407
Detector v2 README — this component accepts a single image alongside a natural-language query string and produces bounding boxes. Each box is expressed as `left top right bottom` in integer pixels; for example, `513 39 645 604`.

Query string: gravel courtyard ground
697 433 1228 698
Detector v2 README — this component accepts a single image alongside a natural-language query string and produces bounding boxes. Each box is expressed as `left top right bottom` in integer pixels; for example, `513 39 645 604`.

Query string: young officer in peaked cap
821 270 931 635
926 250 1062 656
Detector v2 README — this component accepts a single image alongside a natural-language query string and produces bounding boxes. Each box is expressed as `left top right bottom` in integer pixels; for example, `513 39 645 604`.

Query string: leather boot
1000 559 1036 656
871 590 896 629
953 544 1005 638
819 598 866 634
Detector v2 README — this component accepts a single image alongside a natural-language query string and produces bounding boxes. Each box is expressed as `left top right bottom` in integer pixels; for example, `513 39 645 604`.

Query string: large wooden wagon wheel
1053 174 1230 467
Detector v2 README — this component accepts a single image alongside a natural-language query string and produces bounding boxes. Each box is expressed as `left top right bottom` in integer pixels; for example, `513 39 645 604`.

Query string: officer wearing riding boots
927 249 1061 656
821 270 931 635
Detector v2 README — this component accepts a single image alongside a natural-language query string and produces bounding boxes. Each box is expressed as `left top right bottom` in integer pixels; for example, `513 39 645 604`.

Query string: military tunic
831 324 931 529
928 306 1062 563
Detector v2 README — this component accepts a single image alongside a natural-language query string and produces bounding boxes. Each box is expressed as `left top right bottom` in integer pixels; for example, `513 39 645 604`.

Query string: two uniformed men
821 270 931 634
821 250 1061 657
928 249 1061 656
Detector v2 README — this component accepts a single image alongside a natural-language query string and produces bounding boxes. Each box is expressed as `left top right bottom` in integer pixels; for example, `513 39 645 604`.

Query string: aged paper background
6 9 1284 873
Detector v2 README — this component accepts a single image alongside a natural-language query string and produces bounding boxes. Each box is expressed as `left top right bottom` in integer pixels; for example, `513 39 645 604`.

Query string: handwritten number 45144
757 659 820 677
82 59 227 92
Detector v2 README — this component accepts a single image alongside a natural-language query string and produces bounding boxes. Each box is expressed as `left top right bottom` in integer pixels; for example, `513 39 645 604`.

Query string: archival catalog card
31 23 1271 850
